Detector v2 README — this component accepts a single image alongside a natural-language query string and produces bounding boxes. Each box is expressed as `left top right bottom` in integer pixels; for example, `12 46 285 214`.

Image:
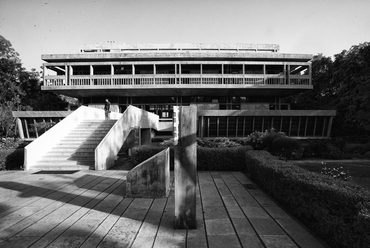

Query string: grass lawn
294 160 370 190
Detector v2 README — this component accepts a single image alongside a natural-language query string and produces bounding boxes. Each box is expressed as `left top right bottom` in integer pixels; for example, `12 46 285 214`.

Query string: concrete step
44 151 95 157
60 137 104 141
35 159 95 166
54 143 99 148
30 165 92 170
57 139 101 144
33 119 116 171
49 147 95 152
65 133 107 138
68 130 111 134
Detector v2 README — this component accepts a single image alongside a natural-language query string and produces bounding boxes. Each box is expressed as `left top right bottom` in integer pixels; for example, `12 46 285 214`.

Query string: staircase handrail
24 106 121 170
95 105 159 170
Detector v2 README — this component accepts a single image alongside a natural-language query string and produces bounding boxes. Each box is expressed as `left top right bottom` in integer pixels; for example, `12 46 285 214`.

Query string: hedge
131 145 252 171
0 148 24 170
245 150 370 248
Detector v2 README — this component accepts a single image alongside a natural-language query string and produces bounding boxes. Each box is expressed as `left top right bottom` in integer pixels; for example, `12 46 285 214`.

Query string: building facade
41 43 336 139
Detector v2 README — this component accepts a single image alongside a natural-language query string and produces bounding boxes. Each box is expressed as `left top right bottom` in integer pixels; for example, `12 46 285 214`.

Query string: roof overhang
42 52 312 63
41 85 313 98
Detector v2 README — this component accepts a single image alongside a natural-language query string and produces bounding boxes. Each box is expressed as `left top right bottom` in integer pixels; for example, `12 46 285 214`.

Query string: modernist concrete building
35 42 335 140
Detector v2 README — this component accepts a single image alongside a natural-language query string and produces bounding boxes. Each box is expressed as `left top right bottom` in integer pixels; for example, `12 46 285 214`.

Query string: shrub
131 145 174 169
300 138 367 160
272 137 302 161
241 128 286 150
197 137 242 148
159 137 176 147
245 150 370 248
260 134 282 152
241 130 264 149
197 146 252 170
345 142 370 159
130 144 252 171
0 148 24 170
0 138 26 170
0 137 25 149
321 166 352 181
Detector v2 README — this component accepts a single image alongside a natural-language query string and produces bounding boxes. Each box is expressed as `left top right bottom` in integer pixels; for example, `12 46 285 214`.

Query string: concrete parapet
126 148 170 198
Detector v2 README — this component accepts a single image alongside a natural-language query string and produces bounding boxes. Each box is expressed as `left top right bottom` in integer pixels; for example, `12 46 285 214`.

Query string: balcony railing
44 74 310 87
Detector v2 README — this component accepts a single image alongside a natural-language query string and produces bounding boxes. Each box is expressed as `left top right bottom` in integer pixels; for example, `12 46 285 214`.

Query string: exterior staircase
32 119 116 170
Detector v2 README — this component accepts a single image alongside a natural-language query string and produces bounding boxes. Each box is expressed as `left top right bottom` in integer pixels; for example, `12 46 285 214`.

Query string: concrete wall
126 148 170 198
95 105 159 170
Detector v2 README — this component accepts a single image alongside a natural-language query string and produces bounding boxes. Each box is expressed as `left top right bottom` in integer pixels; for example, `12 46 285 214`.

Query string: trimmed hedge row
0 148 24 170
131 145 252 171
245 150 370 248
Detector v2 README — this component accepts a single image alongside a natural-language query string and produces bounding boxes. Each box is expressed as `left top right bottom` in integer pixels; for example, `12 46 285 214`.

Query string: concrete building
33 43 335 140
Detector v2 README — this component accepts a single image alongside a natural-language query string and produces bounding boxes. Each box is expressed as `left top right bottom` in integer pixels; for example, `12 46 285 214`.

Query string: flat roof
42 43 312 63
80 43 280 52
42 51 312 63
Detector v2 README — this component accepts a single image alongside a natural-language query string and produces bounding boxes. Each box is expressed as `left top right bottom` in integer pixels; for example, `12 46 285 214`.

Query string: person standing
104 99 111 119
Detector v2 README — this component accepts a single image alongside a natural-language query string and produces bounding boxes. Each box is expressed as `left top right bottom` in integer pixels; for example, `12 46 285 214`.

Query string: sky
1 0 369 71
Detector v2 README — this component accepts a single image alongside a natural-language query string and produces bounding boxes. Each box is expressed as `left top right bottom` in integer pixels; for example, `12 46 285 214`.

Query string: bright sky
1 0 369 71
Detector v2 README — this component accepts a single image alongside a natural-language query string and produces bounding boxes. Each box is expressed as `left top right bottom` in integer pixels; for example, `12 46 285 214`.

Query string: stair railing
24 106 120 170
95 105 159 170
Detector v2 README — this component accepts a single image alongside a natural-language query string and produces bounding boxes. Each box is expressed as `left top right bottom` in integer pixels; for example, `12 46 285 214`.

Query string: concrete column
16 118 24 139
90 65 93 85
141 128 152 145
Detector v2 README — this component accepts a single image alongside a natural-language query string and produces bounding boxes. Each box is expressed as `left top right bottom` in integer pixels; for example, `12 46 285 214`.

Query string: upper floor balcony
42 62 312 98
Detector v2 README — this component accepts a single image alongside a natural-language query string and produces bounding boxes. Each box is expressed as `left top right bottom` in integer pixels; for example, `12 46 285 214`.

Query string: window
290 65 309 75
181 64 201 74
114 65 132 75
224 64 243 74
202 64 222 74
266 65 284 74
93 65 111 75
135 65 154 74
72 65 90 75
245 65 263 74
156 64 175 74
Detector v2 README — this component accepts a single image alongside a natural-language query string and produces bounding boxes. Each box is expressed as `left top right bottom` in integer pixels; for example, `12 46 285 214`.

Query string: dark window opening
181 64 201 74
156 64 175 74
114 65 132 75
72 65 90 75
266 65 284 74
202 64 222 74
245 65 263 74
224 64 243 74
93 65 111 75
135 65 154 74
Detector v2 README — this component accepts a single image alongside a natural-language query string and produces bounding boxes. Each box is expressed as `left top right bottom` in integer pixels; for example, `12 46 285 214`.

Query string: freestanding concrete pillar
174 106 197 229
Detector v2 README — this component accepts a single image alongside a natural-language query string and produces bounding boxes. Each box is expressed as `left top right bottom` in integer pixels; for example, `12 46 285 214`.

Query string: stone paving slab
0 170 327 248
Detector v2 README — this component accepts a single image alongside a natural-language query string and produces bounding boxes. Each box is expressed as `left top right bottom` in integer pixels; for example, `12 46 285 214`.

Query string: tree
0 36 69 137
285 43 370 136
285 54 336 110
0 35 24 109
332 42 370 133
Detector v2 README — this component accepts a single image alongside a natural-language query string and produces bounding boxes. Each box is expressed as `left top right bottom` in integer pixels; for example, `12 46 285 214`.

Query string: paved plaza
0 170 326 247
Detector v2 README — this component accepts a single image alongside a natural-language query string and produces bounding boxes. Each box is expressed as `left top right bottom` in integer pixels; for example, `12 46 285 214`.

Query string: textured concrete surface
0 170 326 248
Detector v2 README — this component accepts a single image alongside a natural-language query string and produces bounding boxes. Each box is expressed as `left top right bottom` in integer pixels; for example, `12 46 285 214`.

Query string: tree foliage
332 42 370 133
0 35 68 137
286 42 370 135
